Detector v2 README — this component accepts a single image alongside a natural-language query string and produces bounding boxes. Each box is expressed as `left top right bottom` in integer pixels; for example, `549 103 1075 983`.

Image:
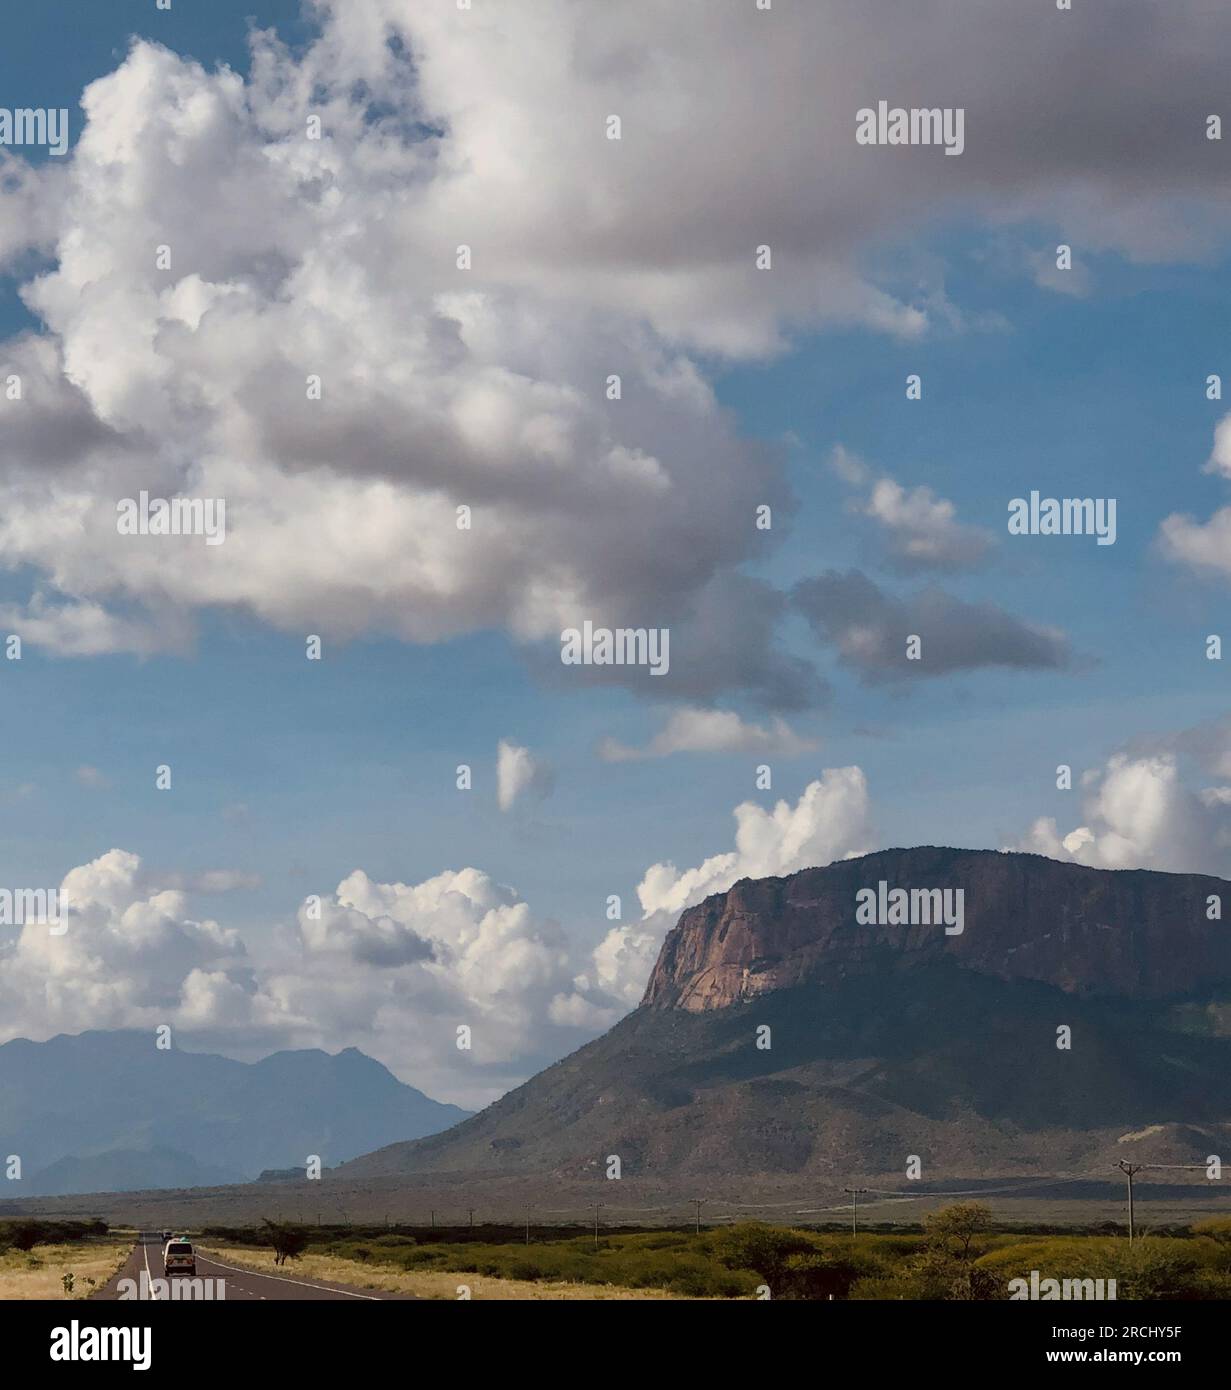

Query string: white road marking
141 1233 159 1301
194 1251 383 1300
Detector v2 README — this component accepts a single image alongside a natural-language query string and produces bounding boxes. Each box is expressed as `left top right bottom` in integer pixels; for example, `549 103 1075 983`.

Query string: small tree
924 1202 993 1258
260 1219 309 1266
913 1203 1003 1300
11 1222 42 1252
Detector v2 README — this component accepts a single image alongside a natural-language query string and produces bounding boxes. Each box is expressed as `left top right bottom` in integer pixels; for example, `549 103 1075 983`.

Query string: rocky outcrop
642 847 1231 1011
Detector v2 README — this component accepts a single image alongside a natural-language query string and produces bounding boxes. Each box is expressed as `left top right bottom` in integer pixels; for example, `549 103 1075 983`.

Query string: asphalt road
92 1231 415 1301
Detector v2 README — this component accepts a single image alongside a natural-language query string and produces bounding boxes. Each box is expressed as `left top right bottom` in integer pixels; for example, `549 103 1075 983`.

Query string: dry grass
0 1241 131 1301
199 1244 694 1300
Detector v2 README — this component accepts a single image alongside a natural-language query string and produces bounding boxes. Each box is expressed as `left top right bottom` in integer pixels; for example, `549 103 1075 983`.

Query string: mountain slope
0 1031 470 1191
338 848 1231 1183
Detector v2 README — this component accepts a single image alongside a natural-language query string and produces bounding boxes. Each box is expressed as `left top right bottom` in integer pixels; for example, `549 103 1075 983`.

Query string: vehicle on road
160 1229 172 1242
163 1239 196 1277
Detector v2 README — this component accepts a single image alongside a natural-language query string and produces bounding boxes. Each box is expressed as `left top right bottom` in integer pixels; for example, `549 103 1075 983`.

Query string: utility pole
592 1203 602 1251
844 1187 869 1237
430 1209 435 1229
525 1208 530 1245
1118 1162 1144 1243
693 1199 704 1236
468 1207 475 1231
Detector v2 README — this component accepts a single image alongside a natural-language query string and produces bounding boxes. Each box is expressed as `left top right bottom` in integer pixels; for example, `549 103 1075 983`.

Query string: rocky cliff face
642 847 1231 1011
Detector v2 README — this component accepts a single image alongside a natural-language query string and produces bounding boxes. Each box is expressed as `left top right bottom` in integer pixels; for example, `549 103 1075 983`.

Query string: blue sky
1 1 1229 1103
6 258 1229 922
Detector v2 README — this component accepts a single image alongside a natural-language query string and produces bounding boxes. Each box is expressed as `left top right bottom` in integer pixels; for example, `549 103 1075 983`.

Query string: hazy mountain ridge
0 1030 470 1195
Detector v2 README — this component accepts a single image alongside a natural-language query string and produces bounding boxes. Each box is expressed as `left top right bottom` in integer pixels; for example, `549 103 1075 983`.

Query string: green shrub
1088 1239 1203 1300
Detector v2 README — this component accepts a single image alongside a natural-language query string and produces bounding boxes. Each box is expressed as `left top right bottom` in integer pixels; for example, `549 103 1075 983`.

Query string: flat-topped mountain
643 848 1231 1010
338 849 1231 1183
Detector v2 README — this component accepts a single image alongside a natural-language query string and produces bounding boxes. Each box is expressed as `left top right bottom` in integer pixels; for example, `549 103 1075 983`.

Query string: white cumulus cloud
1015 753 1231 876
831 446 994 574
597 707 819 762
579 769 876 1007
495 740 553 812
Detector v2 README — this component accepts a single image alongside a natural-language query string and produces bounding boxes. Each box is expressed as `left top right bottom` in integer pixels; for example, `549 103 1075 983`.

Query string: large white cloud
635 767 875 919
1016 752 1231 877
0 35 798 706
385 0 1231 337
0 849 250 1038
1 1 1230 692
583 769 876 1007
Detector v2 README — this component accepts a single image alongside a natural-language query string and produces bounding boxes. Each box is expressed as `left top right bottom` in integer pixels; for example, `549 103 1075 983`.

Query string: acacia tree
913 1203 1003 1300
260 1218 309 1266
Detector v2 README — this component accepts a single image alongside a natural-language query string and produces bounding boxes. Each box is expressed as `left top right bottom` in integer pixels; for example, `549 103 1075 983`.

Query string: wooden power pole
1117 1162 1144 1243
844 1187 870 1237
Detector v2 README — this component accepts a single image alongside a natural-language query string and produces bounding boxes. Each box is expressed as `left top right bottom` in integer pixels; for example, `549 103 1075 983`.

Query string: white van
163 1238 196 1277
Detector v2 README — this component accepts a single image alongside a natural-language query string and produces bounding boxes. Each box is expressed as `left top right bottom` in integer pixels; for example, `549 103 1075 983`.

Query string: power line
380 1164 1217 1232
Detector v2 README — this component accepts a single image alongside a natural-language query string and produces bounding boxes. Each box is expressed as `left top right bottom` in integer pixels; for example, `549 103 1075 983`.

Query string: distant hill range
0 1030 470 1196
338 848 1231 1184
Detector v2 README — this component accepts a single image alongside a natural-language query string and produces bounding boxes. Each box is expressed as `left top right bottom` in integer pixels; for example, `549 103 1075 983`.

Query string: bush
711 1224 817 1275
707 1223 888 1299
1089 1239 1203 1300
0 1219 104 1253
